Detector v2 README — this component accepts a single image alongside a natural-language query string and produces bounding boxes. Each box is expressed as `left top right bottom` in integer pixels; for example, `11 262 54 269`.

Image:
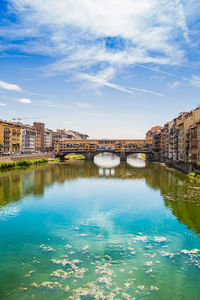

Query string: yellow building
0 120 21 154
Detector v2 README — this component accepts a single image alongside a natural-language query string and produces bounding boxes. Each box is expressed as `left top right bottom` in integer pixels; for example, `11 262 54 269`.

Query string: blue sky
0 0 200 138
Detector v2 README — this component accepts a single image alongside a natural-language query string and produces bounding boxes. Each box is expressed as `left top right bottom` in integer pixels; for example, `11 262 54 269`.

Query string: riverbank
0 158 47 170
65 154 85 160
0 152 54 163
0 157 59 171
156 160 200 183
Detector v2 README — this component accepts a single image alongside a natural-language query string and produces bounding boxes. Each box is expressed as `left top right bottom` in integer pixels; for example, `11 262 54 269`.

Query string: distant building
21 124 36 154
189 124 197 166
52 129 89 149
197 121 200 168
44 129 53 152
35 130 42 152
145 126 162 141
151 106 200 171
65 130 89 140
0 120 21 154
33 122 45 152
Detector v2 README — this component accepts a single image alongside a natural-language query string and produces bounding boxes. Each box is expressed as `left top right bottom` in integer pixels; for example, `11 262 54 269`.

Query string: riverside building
151 106 200 171
0 120 21 155
44 129 53 152
21 124 36 154
33 122 45 152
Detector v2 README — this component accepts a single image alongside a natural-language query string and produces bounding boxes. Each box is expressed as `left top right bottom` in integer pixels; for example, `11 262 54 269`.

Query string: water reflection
0 160 200 235
94 152 120 168
127 154 146 168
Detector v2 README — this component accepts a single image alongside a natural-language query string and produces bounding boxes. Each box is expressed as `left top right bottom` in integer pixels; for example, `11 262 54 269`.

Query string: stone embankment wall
150 152 200 174
0 153 54 163
164 159 190 173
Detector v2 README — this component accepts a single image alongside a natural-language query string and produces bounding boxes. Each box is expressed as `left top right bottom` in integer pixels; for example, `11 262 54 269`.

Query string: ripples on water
0 154 200 299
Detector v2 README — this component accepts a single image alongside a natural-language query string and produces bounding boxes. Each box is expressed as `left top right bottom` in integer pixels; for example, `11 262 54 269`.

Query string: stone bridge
54 139 153 161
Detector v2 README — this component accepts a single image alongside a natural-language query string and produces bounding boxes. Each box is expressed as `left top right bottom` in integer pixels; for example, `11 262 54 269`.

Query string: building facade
0 120 21 154
44 129 53 152
151 107 200 171
21 125 36 153
33 122 45 152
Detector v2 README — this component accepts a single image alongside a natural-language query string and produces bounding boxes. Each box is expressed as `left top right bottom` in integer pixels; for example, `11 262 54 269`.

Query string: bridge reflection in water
94 153 146 175
0 155 200 235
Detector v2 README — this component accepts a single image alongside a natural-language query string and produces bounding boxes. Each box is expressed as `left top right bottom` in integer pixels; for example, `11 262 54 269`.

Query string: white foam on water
64 244 72 249
40 244 55 252
181 249 199 254
97 276 112 288
153 237 167 243
31 281 62 289
50 269 69 279
144 261 153 266
150 285 159 291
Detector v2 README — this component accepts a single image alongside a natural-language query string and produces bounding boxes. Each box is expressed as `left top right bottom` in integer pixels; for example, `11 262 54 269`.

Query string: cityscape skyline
1 1 200 138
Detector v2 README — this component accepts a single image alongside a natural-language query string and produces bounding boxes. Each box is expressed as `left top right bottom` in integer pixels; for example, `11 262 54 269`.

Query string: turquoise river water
0 154 200 299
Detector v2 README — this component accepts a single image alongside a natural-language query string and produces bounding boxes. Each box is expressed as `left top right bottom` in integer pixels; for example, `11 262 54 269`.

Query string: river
0 154 200 299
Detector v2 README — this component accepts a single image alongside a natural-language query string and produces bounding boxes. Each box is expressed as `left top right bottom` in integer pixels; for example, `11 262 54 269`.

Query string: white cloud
1 0 195 95
79 67 164 96
168 81 181 88
0 80 22 92
188 75 200 88
78 67 132 94
136 64 174 76
0 103 6 106
181 75 200 88
128 87 164 97
18 98 32 104
79 73 132 94
4 1 190 71
76 102 90 108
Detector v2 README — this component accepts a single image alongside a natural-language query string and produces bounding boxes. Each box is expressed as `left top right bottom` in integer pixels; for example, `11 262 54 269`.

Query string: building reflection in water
0 155 200 235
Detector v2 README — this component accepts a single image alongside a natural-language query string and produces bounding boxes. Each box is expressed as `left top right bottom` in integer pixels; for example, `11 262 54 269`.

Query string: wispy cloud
127 87 164 97
36 100 72 109
179 75 200 88
168 81 181 88
79 72 132 94
135 64 174 76
0 80 22 92
79 67 164 96
18 98 31 104
186 75 200 88
0 103 6 106
2 1 191 81
76 102 91 108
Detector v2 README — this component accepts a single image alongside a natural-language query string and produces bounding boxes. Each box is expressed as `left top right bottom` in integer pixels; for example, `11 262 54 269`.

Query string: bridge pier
119 152 127 161
84 152 95 161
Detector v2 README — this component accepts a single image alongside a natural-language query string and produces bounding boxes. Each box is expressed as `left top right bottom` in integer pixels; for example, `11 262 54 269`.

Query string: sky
0 0 200 138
